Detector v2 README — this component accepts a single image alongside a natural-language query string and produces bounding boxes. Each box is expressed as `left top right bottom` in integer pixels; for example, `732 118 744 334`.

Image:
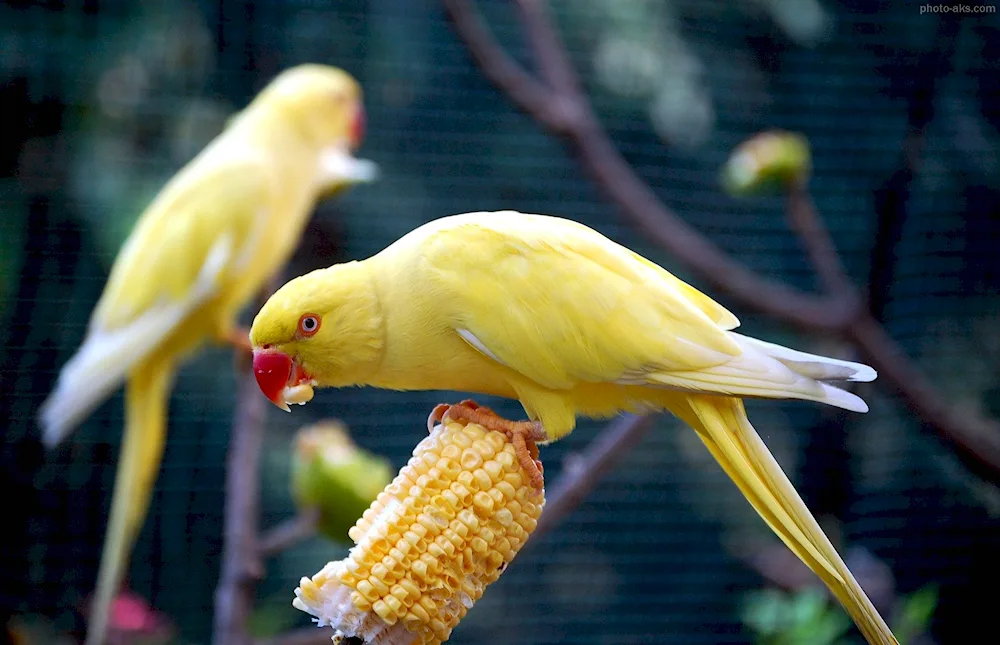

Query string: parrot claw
426 399 490 433
427 404 449 433
427 400 545 493
222 326 253 354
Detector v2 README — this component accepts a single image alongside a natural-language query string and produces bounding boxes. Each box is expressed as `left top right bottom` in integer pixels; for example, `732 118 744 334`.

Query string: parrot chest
367 324 518 398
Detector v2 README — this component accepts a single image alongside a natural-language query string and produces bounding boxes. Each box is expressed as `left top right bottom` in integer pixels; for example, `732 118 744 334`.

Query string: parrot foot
223 326 253 354
427 400 545 492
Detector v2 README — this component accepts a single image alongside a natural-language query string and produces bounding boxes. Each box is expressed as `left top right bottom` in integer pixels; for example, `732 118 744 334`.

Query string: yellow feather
665 394 895 645
251 210 897 644
40 64 376 645
86 358 173 645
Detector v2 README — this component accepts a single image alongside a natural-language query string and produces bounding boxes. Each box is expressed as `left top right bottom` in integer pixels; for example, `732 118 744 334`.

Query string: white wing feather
733 334 877 382
38 234 234 447
458 326 872 413
627 333 873 413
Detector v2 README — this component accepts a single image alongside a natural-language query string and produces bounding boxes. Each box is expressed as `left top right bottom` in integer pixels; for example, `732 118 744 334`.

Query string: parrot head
249 262 384 411
246 63 367 152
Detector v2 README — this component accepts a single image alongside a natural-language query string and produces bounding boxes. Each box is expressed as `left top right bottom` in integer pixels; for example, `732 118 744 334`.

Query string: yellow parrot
38 64 376 645
248 211 899 645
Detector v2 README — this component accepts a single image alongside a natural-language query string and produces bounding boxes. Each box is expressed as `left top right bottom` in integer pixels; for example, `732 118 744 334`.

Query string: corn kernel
408 603 430 623
457 510 479 532
410 559 428 581
369 575 390 596
384 594 404 616
496 451 515 470
397 579 420 600
292 416 545 645
472 439 492 457
484 431 506 452
373 599 395 624
472 491 494 515
483 460 503 482
487 488 505 506
356 579 378 603
450 482 472 504
495 481 516 501
351 591 372 613
456 469 477 489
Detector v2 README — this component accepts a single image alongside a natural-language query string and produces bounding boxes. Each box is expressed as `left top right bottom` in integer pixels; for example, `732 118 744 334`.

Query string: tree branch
442 0 856 332
849 316 1000 475
257 509 319 559
733 539 897 614
213 287 278 645
213 366 267 645
532 414 653 543
443 0 568 133
442 0 1000 478
512 0 580 101
785 183 856 299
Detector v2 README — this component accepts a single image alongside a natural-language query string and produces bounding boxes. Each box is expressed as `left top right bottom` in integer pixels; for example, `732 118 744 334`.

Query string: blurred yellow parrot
39 64 376 645
248 211 898 645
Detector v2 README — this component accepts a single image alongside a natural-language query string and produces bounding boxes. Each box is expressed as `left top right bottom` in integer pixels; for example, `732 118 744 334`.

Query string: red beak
350 103 366 149
253 349 293 410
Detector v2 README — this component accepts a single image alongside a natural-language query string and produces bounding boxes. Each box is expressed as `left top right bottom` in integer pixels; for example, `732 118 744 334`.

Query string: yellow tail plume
665 393 898 645
85 360 174 645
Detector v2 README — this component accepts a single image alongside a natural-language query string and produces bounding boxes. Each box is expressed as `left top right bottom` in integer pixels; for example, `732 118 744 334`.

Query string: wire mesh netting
2 1 999 644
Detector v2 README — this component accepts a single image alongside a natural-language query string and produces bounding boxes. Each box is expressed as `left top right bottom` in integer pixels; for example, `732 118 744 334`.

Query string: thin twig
512 0 580 107
784 181 1000 473
442 0 1000 478
257 509 320 558
213 364 268 645
441 0 855 332
532 414 653 543
733 540 897 613
785 182 856 299
213 285 279 645
849 316 1000 472
442 0 565 132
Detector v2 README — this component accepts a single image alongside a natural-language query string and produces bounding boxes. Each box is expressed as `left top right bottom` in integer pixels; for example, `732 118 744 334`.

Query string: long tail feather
643 335 876 414
733 333 877 383
85 360 174 645
664 393 898 645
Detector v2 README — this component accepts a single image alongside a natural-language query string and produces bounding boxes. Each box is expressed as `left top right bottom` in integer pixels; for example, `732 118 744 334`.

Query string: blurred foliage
743 588 851 645
742 585 938 645
68 3 225 264
290 421 394 545
720 130 811 195
560 0 832 152
890 586 939 645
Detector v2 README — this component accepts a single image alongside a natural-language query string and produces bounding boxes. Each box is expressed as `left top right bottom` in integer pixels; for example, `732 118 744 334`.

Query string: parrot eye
298 314 321 337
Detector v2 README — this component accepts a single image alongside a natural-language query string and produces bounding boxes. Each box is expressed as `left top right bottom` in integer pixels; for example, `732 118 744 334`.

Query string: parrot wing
422 216 744 391
39 152 275 445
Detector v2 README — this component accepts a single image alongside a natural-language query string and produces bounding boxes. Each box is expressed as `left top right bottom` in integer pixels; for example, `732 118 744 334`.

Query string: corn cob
293 416 545 645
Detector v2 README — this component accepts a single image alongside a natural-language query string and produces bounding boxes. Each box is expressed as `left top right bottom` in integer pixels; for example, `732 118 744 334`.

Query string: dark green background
1 1 998 643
